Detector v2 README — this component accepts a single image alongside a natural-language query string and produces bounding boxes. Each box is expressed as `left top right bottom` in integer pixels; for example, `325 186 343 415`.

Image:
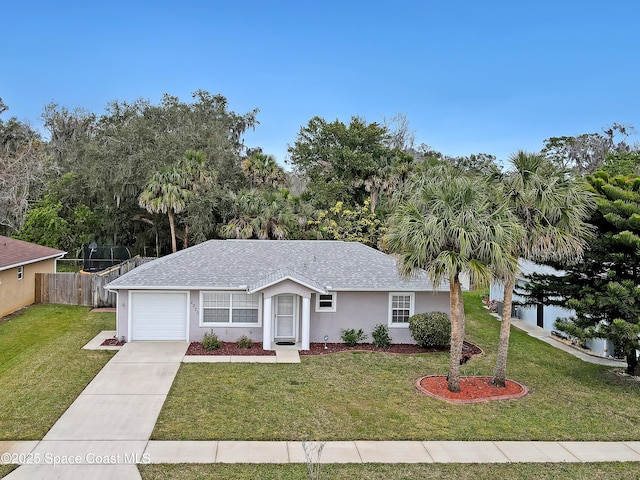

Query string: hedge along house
105 240 450 350
0 236 66 317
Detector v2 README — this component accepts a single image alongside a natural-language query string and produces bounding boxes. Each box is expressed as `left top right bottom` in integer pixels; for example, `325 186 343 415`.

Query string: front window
202 292 259 324
315 292 337 312
17 266 23 281
389 293 414 326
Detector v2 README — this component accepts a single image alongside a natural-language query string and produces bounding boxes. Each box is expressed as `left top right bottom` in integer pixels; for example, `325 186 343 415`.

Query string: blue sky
2 1 639 165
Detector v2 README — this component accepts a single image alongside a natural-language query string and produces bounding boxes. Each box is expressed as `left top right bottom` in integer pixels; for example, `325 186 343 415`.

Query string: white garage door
130 292 188 341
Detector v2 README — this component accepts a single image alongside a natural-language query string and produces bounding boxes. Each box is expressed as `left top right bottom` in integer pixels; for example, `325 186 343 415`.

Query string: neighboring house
105 240 450 350
490 259 613 357
0 236 66 317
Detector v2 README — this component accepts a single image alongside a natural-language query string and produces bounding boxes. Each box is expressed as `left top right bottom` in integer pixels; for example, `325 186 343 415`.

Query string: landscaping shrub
371 324 392 348
202 330 222 350
236 335 253 349
340 328 367 347
409 312 451 348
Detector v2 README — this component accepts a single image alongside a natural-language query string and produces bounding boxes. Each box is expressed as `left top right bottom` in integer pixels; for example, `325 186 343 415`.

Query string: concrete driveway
6 342 187 480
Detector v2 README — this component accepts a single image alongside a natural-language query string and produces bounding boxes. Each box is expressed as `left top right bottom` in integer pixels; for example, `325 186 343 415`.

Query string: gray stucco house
106 240 449 350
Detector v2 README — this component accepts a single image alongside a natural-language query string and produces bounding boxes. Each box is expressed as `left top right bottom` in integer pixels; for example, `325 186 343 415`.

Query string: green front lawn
0 305 116 439
139 463 640 480
0 464 18 477
152 292 640 441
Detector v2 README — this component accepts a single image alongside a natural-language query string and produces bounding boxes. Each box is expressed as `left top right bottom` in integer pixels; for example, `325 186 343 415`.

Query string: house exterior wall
0 259 57 318
308 290 450 344
116 290 129 340
118 287 450 346
188 289 263 343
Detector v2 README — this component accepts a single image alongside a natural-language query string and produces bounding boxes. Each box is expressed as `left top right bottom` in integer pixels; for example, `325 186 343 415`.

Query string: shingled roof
0 236 66 271
106 240 447 292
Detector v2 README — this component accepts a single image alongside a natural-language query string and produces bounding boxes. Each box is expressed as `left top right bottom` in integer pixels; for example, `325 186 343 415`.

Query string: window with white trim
202 292 260 324
17 266 24 281
388 292 414 326
315 292 337 312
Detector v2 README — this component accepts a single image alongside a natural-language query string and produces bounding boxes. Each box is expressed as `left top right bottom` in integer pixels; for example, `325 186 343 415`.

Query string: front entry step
275 350 301 364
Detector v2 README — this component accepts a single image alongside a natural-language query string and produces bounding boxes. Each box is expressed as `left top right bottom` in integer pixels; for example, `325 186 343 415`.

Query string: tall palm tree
176 150 216 248
138 166 190 253
139 150 215 253
491 151 593 387
386 167 521 392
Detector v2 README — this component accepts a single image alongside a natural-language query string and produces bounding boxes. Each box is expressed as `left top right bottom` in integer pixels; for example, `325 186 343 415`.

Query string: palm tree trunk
448 275 464 392
168 209 177 253
492 276 515 387
625 347 639 376
370 189 377 213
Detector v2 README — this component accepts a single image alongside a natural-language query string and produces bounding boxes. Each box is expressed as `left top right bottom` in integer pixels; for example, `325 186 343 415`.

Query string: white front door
274 294 297 341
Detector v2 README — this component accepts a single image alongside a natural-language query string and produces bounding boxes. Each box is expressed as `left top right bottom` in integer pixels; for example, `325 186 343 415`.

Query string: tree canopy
11 91 258 254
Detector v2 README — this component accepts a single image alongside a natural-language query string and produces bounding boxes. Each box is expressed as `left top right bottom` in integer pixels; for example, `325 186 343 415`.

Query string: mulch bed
300 341 482 363
416 375 528 404
187 342 276 356
184 340 482 362
100 338 126 346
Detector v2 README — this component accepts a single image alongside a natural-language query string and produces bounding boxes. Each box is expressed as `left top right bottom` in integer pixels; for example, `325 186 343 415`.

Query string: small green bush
202 330 222 350
408 312 451 348
236 335 253 349
341 328 367 347
371 324 392 348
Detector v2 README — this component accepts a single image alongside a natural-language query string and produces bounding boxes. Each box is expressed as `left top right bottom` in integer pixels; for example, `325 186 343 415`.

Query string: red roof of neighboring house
0 236 66 271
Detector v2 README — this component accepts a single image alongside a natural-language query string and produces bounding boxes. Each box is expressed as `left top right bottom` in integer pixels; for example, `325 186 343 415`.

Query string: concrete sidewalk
507 317 624 367
3 440 640 468
142 440 640 464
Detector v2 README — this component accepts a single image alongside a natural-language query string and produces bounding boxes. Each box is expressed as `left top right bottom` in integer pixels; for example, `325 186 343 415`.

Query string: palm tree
356 150 414 213
386 167 521 392
219 189 296 240
138 166 190 253
241 152 287 189
139 150 215 253
491 151 593 386
176 150 216 248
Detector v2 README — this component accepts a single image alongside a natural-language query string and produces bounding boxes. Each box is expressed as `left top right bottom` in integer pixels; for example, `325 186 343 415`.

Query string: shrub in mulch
186 340 483 361
300 341 482 363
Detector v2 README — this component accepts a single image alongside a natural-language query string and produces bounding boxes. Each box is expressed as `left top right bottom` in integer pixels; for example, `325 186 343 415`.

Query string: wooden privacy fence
35 256 150 308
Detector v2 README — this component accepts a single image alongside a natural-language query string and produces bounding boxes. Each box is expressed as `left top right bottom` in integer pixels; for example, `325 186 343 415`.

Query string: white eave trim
0 252 67 272
105 285 249 292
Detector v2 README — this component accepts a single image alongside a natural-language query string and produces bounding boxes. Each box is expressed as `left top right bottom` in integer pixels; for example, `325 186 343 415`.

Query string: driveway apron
6 342 187 480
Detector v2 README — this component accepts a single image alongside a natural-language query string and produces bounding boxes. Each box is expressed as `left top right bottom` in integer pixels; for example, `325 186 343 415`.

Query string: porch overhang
247 268 327 295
